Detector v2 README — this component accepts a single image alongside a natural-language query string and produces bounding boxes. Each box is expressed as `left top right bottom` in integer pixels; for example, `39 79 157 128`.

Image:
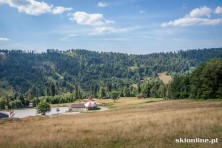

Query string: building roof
0 112 8 118
70 104 85 108
84 101 97 108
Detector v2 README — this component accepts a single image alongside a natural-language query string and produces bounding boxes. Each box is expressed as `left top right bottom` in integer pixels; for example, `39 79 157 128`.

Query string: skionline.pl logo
175 138 219 144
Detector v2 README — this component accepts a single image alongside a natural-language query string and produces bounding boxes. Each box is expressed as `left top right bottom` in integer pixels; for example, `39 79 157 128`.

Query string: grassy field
0 98 221 148
158 72 172 84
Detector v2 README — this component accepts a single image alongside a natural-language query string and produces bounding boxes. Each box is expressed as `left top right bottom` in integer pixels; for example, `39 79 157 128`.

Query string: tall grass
0 99 221 148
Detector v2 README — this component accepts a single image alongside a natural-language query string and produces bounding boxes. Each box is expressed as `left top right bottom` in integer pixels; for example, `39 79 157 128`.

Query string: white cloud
92 27 129 35
161 18 222 27
215 6 222 14
0 37 10 41
0 0 52 16
97 2 108 8
187 6 212 18
52 6 72 14
162 6 222 27
0 0 72 16
69 11 114 26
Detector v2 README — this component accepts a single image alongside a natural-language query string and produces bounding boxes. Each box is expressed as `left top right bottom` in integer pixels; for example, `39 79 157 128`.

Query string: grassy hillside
158 72 172 84
0 98 221 148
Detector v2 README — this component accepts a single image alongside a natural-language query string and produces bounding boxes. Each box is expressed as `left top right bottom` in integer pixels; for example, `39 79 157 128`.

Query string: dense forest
0 48 222 109
169 59 222 99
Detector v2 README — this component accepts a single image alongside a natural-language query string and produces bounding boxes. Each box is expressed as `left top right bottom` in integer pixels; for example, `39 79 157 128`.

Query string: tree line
0 48 222 109
168 59 222 99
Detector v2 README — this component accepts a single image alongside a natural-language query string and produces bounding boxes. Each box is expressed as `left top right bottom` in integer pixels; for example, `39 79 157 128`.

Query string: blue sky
0 0 222 54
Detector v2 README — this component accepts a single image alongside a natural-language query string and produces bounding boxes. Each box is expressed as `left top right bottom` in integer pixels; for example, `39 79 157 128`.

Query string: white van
28 103 33 108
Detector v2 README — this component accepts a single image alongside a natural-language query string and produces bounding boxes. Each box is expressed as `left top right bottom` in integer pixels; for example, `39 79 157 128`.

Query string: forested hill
0 48 222 97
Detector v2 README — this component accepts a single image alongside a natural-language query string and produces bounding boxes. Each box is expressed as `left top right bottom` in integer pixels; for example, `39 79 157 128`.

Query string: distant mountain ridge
0 48 222 97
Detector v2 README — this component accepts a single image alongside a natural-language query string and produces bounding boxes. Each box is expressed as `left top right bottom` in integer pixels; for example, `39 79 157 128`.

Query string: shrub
36 100 51 115
111 91 119 102
0 98 6 109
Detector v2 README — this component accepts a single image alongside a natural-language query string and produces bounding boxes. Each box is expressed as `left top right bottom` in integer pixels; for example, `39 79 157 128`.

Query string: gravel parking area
10 107 69 118
1 106 109 118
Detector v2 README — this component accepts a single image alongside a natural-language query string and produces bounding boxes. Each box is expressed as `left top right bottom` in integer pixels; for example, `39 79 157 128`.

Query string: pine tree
46 87 50 96
137 83 141 94
50 83 56 96
28 90 33 101
99 87 106 98
141 82 152 98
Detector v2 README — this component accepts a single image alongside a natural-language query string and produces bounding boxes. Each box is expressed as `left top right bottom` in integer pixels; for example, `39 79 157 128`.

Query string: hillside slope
0 48 222 97
0 99 221 147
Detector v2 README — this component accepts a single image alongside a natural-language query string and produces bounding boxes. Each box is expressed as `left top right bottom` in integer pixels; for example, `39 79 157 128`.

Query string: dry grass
0 99 222 148
158 72 172 84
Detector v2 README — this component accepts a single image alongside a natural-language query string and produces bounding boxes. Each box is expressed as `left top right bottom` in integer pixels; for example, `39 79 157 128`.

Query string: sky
0 0 222 54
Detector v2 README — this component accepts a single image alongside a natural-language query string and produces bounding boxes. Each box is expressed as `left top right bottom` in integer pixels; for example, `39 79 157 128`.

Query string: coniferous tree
137 83 141 94
28 90 33 101
46 87 50 96
124 85 131 97
50 83 56 96
99 87 106 98
141 82 152 98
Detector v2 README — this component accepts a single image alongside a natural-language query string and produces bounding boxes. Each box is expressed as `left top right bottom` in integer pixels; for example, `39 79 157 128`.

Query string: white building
84 101 97 110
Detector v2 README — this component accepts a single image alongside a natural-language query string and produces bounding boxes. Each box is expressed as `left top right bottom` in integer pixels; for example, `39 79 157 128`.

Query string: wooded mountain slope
0 48 222 97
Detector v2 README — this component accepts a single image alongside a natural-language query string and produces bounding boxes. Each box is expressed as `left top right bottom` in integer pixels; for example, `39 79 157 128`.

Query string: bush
9 100 23 109
36 100 51 115
0 98 6 109
111 91 119 102
32 97 40 107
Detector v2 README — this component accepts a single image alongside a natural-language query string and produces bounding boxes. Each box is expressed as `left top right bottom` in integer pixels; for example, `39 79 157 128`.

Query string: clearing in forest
158 72 172 84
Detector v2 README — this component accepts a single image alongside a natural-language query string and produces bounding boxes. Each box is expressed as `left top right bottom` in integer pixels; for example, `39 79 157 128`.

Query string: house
0 112 9 118
69 104 85 111
83 97 100 105
84 101 97 110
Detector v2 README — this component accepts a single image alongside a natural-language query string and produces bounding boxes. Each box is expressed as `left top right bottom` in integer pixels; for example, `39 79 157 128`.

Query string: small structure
69 104 85 111
137 94 145 99
84 101 97 110
5 105 8 110
83 97 100 105
0 112 9 118
28 103 33 108
9 110 15 118
102 96 110 99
